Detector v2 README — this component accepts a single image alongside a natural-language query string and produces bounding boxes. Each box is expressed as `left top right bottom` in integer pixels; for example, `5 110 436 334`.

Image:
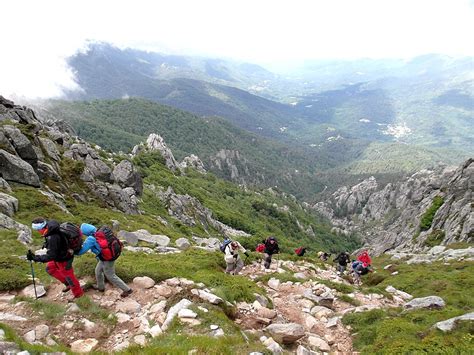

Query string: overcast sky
1 0 473 98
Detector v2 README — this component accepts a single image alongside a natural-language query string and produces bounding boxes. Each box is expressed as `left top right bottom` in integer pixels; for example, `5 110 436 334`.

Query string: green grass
14 296 66 321
0 322 70 354
419 196 444 231
117 305 267 354
75 295 116 326
343 255 474 354
423 229 446 247
74 249 264 304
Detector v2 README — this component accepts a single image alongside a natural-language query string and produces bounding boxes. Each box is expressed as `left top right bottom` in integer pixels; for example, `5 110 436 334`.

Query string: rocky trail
0 256 415 354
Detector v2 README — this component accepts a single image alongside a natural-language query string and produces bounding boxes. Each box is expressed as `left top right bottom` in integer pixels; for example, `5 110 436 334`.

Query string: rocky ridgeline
1 257 463 354
312 159 473 255
0 96 252 244
132 133 206 174
0 95 143 228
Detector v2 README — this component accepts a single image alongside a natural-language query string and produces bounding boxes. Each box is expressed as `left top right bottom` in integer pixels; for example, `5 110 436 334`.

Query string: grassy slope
343 254 474 354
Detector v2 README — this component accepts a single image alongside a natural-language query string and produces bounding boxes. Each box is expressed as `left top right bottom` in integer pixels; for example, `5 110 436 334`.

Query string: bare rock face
2 125 38 169
113 160 143 195
209 149 253 184
0 149 40 187
158 186 250 238
313 159 473 255
137 133 179 171
0 212 32 244
0 192 18 217
179 154 206 174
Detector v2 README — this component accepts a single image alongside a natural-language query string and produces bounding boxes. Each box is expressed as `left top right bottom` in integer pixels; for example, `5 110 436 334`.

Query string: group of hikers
27 217 372 302
222 236 280 275
222 235 372 286
27 217 132 301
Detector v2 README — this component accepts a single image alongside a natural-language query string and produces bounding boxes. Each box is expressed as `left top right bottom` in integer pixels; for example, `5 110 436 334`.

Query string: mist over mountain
62 43 472 180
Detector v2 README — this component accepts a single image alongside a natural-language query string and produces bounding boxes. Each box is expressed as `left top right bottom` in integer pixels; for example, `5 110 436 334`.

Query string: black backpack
59 222 83 254
96 226 123 261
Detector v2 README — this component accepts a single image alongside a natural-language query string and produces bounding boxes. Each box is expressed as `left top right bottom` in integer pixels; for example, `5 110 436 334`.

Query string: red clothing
46 260 83 298
357 251 372 265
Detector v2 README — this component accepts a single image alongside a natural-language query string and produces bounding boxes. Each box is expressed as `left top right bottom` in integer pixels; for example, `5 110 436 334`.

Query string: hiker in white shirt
224 241 248 275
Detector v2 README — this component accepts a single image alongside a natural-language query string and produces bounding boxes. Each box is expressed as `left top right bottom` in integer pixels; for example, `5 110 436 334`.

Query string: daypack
295 247 305 256
95 226 123 261
219 238 232 253
256 243 265 253
59 222 83 254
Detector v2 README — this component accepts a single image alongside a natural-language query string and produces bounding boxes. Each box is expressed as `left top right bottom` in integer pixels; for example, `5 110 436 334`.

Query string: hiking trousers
264 253 273 269
226 257 244 274
337 264 347 273
46 259 83 298
95 259 130 292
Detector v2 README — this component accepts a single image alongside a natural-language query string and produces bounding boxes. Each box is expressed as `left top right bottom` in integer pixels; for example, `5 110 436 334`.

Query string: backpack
95 226 123 261
295 247 305 256
256 243 265 253
219 238 232 253
59 222 83 254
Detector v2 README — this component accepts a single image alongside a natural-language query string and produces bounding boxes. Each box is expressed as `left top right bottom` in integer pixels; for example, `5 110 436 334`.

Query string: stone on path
70 338 99 353
265 323 305 344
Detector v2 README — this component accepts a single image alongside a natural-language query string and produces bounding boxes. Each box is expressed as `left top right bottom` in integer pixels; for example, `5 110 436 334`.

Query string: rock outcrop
157 186 250 238
0 96 143 215
313 159 473 254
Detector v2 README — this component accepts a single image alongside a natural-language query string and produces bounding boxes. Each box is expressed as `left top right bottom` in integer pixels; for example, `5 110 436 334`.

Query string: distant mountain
65 44 473 182
66 43 301 140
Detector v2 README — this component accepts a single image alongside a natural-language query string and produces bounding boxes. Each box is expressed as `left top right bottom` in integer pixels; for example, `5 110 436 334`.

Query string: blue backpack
219 238 232 253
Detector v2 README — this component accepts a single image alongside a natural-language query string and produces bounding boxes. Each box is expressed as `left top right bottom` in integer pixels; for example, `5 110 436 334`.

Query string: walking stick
29 259 38 299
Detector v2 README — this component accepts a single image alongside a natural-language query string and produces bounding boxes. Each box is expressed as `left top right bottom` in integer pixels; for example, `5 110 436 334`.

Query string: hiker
318 251 331 262
334 251 351 274
27 217 84 300
357 250 372 266
295 246 307 257
263 236 279 269
351 260 371 285
78 223 132 297
224 240 249 275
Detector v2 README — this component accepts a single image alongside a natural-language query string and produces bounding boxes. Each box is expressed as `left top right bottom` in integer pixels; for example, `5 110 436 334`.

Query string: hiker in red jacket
357 250 372 266
27 217 83 300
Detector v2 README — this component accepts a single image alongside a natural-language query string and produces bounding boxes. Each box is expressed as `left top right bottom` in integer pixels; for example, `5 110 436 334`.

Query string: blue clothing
77 236 101 256
80 223 97 237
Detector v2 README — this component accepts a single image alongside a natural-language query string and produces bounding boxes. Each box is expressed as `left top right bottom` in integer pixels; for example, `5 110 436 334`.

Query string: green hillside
45 98 362 199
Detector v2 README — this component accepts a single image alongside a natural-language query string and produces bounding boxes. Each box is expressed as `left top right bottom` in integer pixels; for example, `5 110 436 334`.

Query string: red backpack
95 226 123 261
256 243 265 253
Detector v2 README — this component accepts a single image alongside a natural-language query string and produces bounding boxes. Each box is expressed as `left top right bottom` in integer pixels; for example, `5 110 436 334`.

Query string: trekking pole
29 259 38 299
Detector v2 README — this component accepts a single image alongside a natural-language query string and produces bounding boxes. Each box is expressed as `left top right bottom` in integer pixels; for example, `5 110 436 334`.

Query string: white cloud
0 0 473 98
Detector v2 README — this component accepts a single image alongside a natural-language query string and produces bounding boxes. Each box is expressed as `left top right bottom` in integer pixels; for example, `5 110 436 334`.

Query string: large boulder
38 137 60 161
404 296 445 310
2 125 38 168
0 149 40 187
0 192 18 217
434 312 474 332
264 323 305 344
113 160 143 195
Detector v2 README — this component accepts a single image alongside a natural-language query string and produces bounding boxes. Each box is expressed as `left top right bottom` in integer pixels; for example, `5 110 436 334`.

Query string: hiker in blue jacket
78 223 132 297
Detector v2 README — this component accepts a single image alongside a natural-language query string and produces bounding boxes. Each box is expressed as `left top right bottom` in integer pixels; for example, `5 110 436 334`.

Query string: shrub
423 229 446 247
419 196 444 231
0 256 33 291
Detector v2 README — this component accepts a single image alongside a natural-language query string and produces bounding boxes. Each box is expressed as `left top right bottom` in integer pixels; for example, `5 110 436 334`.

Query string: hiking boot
91 285 105 292
120 289 133 298
62 285 71 293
